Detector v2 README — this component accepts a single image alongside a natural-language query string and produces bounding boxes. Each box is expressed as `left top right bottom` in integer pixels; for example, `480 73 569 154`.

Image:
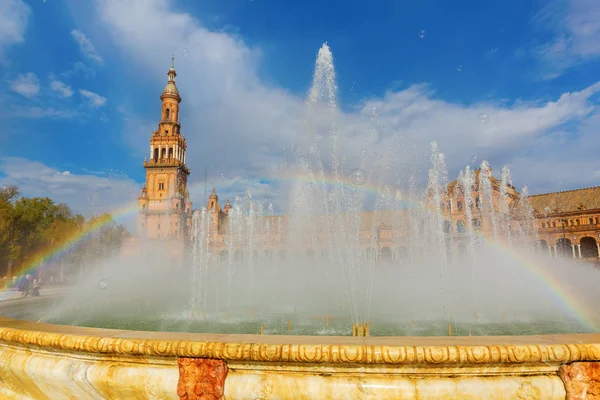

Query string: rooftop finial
171 54 175 69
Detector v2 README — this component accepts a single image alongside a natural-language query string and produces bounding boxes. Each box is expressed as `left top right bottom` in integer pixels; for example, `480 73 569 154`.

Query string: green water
45 310 594 336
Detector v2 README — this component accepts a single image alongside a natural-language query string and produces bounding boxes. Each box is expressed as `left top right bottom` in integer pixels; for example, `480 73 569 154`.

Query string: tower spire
171 54 175 69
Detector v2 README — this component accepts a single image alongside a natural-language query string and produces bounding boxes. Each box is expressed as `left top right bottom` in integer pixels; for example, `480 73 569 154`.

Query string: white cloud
61 0 600 214
79 89 107 107
0 0 30 59
49 79 73 98
9 72 40 98
70 29 103 64
532 0 600 78
0 157 139 220
503 108 600 194
5 106 78 119
61 61 96 79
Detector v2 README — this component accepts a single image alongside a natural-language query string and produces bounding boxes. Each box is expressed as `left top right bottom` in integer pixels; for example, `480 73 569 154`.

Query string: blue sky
0 0 599 217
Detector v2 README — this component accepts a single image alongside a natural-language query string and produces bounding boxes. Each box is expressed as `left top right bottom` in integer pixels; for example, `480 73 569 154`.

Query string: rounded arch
580 237 599 258
556 238 572 257
219 250 229 263
442 220 451 234
380 246 392 262
456 220 466 233
536 240 549 254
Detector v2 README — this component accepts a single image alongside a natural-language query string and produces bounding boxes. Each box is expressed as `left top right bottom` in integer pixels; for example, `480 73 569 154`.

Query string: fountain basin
0 296 598 399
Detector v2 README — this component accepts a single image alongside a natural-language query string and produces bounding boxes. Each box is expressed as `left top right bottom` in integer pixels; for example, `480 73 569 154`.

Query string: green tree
0 186 129 280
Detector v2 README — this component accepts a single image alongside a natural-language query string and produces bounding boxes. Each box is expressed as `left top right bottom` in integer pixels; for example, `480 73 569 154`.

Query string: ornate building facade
436 168 600 262
529 187 600 260
127 61 600 264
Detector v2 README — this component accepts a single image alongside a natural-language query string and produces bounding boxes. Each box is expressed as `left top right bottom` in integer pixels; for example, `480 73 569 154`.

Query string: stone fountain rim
1 296 600 365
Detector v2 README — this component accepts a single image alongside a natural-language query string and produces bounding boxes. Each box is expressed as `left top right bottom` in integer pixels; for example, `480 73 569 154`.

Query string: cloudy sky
0 0 599 222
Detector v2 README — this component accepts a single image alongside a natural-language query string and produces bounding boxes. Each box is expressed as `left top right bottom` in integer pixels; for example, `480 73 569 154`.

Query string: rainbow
270 169 427 209
479 234 599 331
13 201 140 279
15 174 599 333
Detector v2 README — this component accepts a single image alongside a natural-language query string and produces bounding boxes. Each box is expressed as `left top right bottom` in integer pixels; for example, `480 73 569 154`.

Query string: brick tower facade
137 57 192 240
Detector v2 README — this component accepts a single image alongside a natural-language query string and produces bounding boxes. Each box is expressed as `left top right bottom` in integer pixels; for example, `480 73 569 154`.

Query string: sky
0 0 599 222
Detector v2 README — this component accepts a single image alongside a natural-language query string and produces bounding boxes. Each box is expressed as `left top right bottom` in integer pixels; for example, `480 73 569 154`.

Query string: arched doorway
442 221 451 234
536 240 549 255
380 247 392 262
580 237 599 258
556 238 572 257
219 250 229 263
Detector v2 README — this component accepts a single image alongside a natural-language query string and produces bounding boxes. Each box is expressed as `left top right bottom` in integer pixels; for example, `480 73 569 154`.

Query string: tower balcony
144 158 190 174
158 119 181 127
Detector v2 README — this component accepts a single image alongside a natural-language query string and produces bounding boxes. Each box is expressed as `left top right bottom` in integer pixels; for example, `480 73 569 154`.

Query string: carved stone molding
1 319 600 366
177 358 228 400
559 362 600 400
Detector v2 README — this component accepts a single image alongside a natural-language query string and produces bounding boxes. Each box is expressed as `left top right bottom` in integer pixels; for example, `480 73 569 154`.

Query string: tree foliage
0 186 129 279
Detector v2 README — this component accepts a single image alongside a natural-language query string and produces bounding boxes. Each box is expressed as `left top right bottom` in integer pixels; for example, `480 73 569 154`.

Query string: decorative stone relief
559 362 600 400
177 358 228 400
517 381 541 400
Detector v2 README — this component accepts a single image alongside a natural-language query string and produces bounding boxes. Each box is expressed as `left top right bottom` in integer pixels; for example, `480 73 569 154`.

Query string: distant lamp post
558 219 567 256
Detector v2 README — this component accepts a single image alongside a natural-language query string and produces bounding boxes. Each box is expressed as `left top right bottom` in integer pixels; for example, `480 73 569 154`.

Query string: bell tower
137 56 192 240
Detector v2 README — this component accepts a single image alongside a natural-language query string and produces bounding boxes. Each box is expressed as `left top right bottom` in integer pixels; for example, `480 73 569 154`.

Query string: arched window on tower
161 148 167 159
168 147 174 160
165 108 170 119
153 148 159 161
